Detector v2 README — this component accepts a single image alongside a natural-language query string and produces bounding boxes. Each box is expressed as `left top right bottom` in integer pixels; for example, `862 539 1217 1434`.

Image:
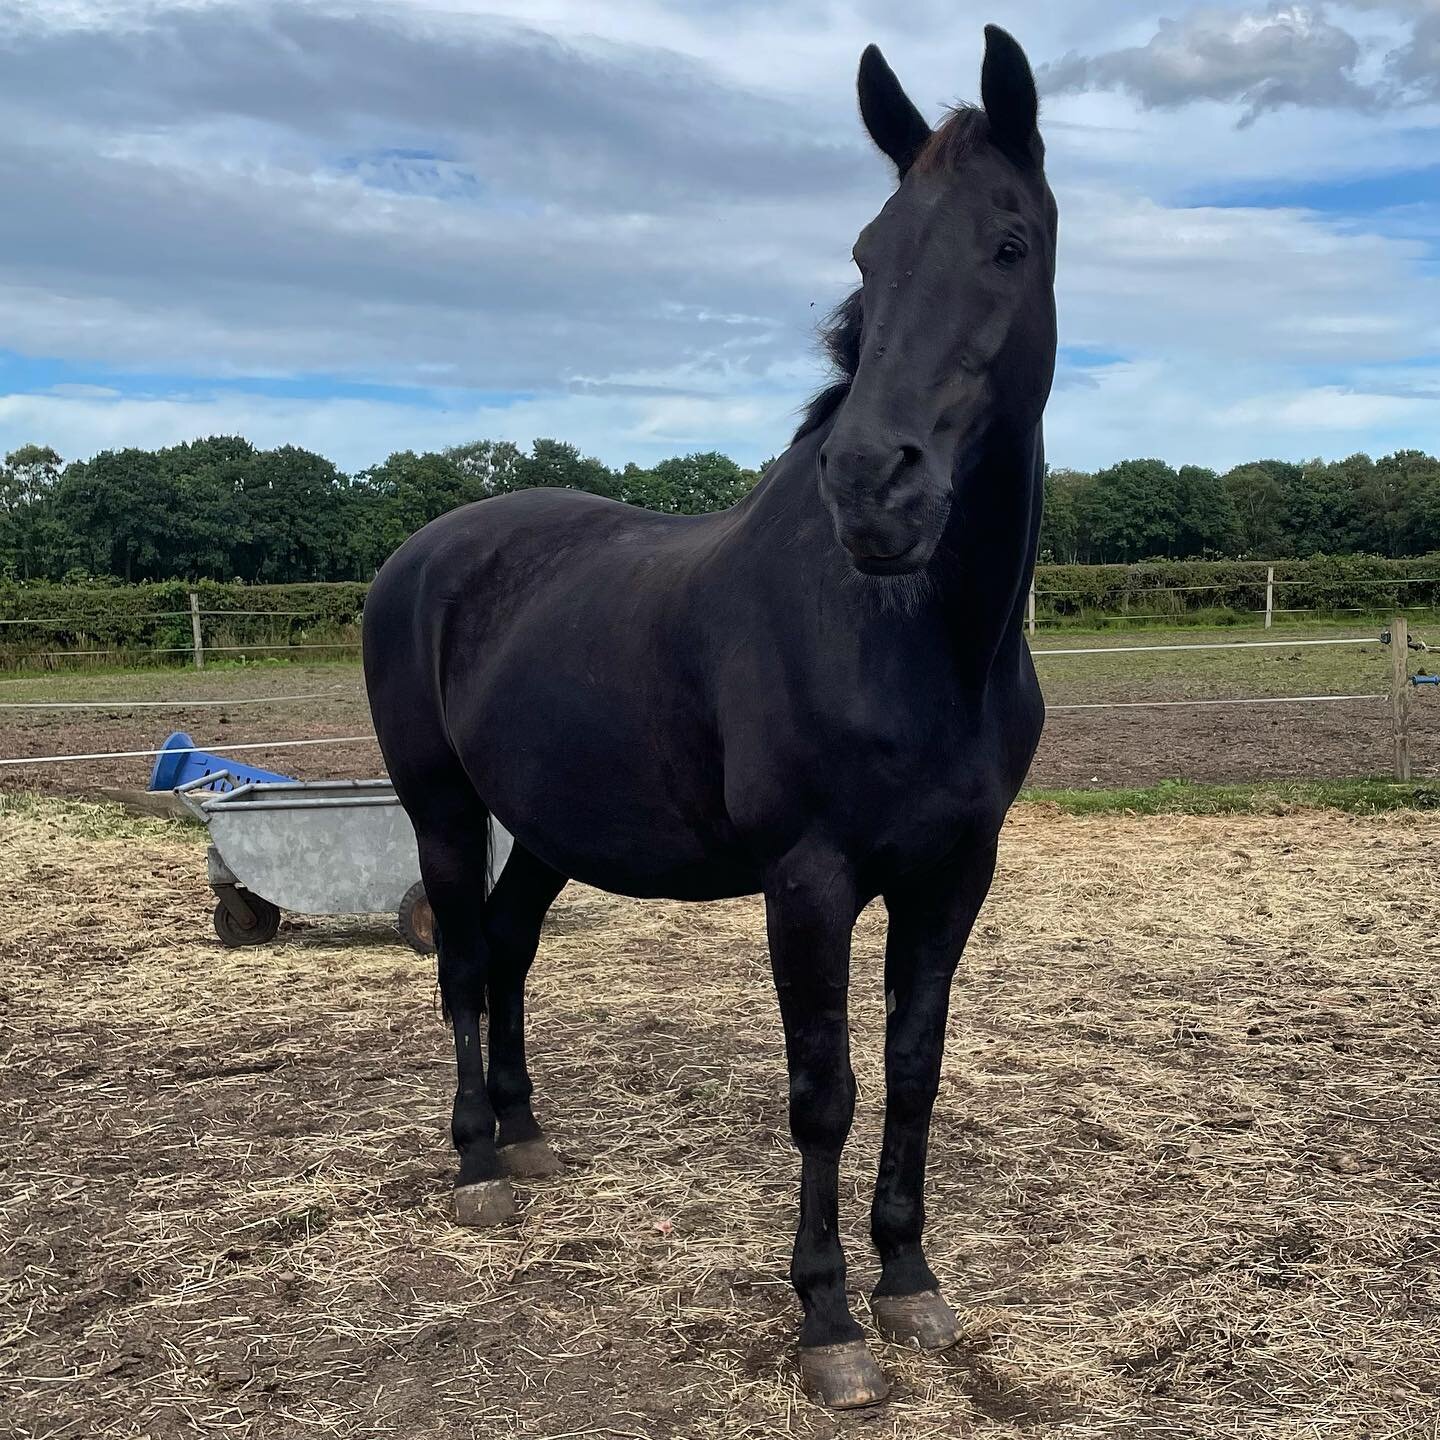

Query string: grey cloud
0 4 864 210
1039 5 1384 124
1387 11 1440 100
0 2 882 401
0 129 824 390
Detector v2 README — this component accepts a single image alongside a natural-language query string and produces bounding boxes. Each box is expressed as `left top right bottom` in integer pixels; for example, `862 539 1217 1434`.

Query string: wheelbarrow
176 774 513 952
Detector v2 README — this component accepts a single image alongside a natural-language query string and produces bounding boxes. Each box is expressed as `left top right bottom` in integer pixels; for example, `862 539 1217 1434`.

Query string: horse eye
995 239 1026 266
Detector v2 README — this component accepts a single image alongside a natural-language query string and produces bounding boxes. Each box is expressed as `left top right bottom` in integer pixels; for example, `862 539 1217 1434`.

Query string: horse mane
793 289 864 441
793 105 989 443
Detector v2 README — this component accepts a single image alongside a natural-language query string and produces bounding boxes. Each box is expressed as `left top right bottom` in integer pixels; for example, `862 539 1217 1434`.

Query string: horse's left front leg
870 842 997 1350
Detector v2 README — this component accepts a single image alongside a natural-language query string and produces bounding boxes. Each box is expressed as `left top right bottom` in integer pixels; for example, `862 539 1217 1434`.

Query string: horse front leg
764 853 887 1410
870 842 997 1350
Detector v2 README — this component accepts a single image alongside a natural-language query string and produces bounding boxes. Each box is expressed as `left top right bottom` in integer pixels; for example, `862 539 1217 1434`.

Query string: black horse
364 26 1057 1409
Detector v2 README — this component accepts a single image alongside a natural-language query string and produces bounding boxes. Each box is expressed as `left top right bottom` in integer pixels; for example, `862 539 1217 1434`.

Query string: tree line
2 437 1438 584
1044 453 1440 564
0 437 760 584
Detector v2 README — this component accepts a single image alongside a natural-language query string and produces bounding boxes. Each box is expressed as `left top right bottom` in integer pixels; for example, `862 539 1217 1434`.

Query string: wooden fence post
1265 565 1274 630
1027 581 1036 638
189 591 204 670
1390 614 1411 781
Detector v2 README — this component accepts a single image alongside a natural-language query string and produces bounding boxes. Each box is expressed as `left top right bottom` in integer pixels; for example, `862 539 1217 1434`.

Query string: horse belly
451 676 756 901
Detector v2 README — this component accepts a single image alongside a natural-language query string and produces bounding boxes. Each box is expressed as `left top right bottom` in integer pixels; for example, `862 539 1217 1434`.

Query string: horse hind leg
481 842 568 1178
412 794 515 1226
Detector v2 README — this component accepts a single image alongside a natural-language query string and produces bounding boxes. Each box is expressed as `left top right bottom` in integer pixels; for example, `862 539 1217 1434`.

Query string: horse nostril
818 449 830 474
898 444 923 470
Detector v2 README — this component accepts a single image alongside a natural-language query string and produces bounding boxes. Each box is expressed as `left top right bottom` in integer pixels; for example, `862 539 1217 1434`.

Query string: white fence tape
1032 636 1377 658
0 736 375 767
0 691 345 710
1049 693 1384 713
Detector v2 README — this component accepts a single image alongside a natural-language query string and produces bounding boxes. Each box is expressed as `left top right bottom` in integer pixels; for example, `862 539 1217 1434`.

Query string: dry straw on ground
1 796 1438 1438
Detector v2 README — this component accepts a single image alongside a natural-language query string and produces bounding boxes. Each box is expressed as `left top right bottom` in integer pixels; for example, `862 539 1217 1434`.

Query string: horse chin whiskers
842 563 935 617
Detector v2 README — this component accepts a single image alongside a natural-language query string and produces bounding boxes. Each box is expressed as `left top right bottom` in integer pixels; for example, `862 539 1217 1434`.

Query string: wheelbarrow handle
175 771 236 820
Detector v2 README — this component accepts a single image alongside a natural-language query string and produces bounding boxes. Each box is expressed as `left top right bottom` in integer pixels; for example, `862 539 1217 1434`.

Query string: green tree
1080 459 1183 562
236 445 349 582
444 439 524 497
1175 465 1242 557
351 449 473 567
1222 461 1290 557
48 448 172 581
164 436 252 579
1388 449 1440 555
1374 450 1440 557
1039 467 1090 562
1283 459 1360 557
620 451 757 513
511 438 618 499
0 444 63 579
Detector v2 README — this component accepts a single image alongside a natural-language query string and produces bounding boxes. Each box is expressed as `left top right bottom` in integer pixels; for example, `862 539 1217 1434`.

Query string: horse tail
364 548 494 1020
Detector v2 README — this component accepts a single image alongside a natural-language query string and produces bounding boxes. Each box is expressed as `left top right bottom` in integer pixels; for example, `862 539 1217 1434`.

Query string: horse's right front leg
765 853 888 1410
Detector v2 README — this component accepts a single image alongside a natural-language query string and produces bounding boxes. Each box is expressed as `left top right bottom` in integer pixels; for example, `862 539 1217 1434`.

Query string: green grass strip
1022 776 1440 816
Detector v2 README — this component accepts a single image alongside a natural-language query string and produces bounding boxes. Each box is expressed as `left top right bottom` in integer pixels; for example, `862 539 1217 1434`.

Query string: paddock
4 795 1436 1438
1 622 1438 800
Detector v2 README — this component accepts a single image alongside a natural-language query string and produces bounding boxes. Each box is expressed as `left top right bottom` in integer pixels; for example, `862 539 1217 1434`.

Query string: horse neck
935 423 1045 671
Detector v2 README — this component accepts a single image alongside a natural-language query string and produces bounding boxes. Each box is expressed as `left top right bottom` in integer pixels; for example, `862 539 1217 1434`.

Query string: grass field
1029 618 1421 704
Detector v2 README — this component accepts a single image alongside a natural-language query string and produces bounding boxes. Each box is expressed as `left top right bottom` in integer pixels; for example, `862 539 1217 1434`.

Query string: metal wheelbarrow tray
177 774 512 952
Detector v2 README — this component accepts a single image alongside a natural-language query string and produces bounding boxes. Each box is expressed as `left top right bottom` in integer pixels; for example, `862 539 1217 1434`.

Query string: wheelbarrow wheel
398 882 436 955
213 893 282 947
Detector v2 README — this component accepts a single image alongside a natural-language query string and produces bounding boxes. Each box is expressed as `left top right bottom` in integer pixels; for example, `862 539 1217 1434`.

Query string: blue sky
0 0 1436 474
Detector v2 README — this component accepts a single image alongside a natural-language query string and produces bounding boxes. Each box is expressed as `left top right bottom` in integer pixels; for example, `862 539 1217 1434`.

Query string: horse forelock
912 104 988 174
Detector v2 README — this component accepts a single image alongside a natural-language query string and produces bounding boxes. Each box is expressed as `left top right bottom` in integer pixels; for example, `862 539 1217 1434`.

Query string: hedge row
3 556 1439 665
1036 554 1440 621
0 580 368 665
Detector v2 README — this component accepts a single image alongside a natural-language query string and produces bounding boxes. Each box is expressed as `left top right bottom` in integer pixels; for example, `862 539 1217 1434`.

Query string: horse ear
858 45 931 178
981 24 1039 160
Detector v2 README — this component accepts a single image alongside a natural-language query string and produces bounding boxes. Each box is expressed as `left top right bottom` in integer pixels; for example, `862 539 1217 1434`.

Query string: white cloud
0 386 804 473
1047 358 1440 469
0 0 1435 477
1058 187 1440 364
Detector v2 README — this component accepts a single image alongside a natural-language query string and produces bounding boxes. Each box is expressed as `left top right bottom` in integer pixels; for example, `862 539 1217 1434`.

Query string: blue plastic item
148 731 296 793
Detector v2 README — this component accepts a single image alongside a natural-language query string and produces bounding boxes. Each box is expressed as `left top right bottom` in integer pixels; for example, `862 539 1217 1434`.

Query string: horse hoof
872 1290 964 1350
498 1138 563 1178
799 1341 890 1409
453 1179 517 1226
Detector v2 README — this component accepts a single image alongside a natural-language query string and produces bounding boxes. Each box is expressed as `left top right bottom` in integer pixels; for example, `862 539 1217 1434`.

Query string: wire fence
4 571 1440 668
1028 570 1440 633
1 631 1432 772
0 590 363 672
0 590 1432 783
0 689 348 710
1032 635 1377 657
1047 693 1384 713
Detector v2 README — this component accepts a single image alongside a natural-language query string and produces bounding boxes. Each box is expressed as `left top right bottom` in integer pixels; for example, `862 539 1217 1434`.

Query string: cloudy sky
0 0 1437 474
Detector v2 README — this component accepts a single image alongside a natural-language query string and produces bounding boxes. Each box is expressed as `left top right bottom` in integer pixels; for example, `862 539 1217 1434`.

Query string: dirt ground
3 797 1438 1439
0 656 1437 797
1036 700 1439 785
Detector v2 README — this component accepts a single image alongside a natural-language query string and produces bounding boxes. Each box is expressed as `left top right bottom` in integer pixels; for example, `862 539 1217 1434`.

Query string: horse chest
725 675 1030 878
